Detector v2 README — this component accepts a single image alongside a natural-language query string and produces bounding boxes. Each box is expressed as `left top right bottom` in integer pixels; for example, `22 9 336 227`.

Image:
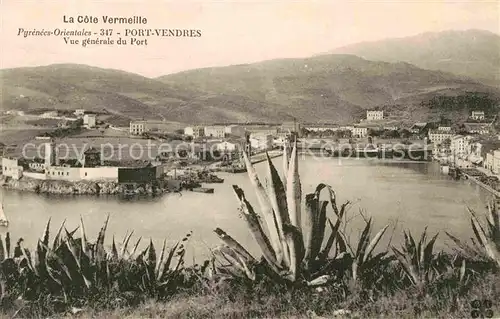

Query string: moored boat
0 202 9 227
191 187 214 194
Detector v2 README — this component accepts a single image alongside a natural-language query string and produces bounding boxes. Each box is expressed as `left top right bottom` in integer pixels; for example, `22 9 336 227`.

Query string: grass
2 270 497 318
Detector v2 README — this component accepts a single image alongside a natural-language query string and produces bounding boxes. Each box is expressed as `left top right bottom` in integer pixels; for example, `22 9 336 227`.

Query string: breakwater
0 175 170 196
458 170 500 198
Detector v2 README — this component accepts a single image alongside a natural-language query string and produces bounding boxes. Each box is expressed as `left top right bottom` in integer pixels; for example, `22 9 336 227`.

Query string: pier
455 168 500 198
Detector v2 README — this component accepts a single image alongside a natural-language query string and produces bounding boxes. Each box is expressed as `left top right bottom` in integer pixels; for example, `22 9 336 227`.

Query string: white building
129 120 171 135
437 126 452 131
428 130 454 144
1 157 23 180
383 126 399 131
305 124 339 132
450 135 473 158
74 109 85 116
40 111 58 118
351 127 368 138
250 134 273 150
204 126 226 138
83 114 96 128
464 123 491 135
471 111 485 120
493 150 500 174
184 126 205 138
215 141 238 152
366 110 384 121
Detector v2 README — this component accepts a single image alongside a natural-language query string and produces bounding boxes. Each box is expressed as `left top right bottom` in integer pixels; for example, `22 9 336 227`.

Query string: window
85 172 87 176
67 172 69 176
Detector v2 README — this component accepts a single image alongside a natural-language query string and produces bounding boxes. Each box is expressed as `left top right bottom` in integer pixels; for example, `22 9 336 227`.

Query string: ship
0 202 8 227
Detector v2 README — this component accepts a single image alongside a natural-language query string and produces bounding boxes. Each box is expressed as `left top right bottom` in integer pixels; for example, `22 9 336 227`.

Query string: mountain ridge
2 49 499 125
329 29 500 86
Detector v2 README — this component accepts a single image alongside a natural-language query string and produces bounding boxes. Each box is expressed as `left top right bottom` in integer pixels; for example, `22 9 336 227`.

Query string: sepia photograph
0 1 499 318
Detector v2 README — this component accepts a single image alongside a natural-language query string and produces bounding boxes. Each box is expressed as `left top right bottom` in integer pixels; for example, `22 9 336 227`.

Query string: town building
41 111 58 118
464 123 491 135
129 120 171 135
28 158 45 172
83 114 96 128
409 123 428 134
366 110 384 121
81 147 101 167
485 151 495 171
428 129 454 144
44 140 57 168
492 150 500 174
224 125 246 137
351 127 368 138
450 135 474 158
215 141 239 152
204 125 226 138
383 126 399 131
437 126 452 132
184 126 205 138
74 109 85 117
1 157 23 180
304 124 339 132
250 134 274 151
471 111 485 121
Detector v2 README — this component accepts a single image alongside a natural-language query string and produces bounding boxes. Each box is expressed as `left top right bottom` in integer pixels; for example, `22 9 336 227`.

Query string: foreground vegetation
1 142 499 318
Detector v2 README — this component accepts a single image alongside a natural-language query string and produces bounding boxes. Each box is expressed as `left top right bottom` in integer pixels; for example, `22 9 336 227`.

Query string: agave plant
0 216 193 312
446 202 500 268
391 228 440 290
213 139 387 286
347 217 390 285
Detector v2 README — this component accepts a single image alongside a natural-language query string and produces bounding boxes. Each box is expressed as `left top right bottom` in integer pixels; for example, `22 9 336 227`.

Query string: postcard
0 1 499 318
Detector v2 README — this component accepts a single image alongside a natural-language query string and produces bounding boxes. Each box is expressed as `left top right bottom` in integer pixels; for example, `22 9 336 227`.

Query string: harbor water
0 157 492 261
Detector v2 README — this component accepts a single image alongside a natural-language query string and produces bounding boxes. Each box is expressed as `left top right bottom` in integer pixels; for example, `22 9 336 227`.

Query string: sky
1 0 499 77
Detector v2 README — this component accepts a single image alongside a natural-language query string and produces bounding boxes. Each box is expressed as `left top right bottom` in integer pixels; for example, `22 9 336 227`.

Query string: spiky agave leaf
392 246 420 286
445 231 483 259
95 215 110 263
232 185 280 272
111 236 118 260
286 139 302 230
0 235 4 262
283 223 305 281
318 200 349 263
131 237 142 258
265 152 290 266
485 203 500 250
52 220 66 251
155 239 167 281
304 187 329 265
241 150 283 264
363 224 390 264
214 228 255 263
469 208 500 267
121 231 134 258
282 142 289 183
80 217 89 256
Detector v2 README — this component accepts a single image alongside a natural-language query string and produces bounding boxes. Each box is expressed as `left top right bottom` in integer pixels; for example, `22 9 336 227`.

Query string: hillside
2 55 500 125
158 54 500 123
0 64 289 124
331 29 500 86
